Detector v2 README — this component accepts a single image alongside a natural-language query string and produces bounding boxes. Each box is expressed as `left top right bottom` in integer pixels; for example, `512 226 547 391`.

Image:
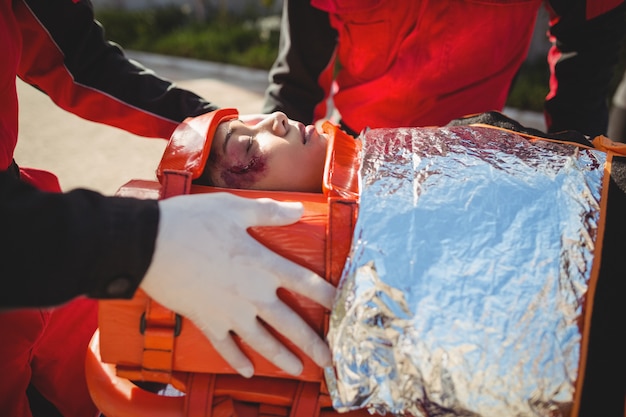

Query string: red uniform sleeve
15 0 218 140
0 0 220 308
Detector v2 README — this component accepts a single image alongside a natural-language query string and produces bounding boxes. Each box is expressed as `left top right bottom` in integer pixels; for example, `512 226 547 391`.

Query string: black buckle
139 312 182 337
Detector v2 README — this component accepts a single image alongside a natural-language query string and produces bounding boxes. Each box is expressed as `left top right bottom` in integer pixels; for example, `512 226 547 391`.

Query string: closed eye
224 119 251 152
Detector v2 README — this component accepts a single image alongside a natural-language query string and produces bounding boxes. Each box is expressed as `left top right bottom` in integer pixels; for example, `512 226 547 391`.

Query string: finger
227 195 336 309
278 267 337 309
236 319 304 376
259 301 332 368
232 232 336 310
250 198 304 227
247 242 337 309
232 237 335 310
209 333 255 378
192 193 303 227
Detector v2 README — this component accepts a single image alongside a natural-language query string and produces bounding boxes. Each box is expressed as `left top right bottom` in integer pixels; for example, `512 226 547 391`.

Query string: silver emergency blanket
326 126 605 417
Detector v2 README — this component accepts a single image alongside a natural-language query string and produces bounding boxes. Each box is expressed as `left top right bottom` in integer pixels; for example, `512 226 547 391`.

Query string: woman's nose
270 112 289 136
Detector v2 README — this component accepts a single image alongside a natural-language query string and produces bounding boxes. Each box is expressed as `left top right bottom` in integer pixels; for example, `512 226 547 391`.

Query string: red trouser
0 167 99 417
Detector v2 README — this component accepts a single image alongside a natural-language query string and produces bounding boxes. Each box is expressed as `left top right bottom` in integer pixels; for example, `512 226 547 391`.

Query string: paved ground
14 51 269 195
15 51 546 195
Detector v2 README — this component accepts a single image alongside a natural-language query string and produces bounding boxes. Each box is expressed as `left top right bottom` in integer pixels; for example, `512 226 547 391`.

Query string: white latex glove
140 192 336 378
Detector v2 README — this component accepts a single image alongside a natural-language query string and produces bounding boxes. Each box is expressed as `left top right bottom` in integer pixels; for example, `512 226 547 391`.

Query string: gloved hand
140 192 336 378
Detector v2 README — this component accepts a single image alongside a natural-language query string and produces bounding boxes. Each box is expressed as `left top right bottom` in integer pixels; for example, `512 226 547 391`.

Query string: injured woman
95 109 624 417
197 110 330 192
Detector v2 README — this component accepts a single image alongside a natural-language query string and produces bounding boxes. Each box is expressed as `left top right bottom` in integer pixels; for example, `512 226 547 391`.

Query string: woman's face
206 112 329 192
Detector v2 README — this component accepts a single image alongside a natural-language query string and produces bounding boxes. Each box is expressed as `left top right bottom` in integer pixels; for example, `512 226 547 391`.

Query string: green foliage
96 6 626 112
505 60 550 113
96 6 191 48
95 6 279 70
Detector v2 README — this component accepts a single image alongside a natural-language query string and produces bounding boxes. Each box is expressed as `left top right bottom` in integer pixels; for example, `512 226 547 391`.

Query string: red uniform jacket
263 0 625 137
0 0 218 307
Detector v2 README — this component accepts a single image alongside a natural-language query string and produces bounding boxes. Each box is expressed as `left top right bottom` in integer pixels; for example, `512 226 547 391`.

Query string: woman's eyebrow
222 122 236 153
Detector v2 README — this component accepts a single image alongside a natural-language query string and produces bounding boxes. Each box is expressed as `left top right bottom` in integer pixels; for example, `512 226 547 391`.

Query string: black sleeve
262 0 338 124
0 168 159 309
18 0 218 138
608 69 626 141
544 0 626 137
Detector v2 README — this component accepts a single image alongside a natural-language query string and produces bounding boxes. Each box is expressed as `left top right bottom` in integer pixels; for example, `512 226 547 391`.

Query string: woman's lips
297 122 306 144
305 124 318 144
297 122 321 145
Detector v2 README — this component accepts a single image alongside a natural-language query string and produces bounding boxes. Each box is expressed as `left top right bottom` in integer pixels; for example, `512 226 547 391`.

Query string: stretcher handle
86 330 329 417
85 330 185 417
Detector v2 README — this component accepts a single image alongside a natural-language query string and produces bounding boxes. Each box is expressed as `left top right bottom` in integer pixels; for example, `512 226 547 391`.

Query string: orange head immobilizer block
85 109 368 417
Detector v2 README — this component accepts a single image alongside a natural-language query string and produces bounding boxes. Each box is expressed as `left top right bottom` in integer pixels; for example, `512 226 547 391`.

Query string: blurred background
14 0 626 196
90 0 626 114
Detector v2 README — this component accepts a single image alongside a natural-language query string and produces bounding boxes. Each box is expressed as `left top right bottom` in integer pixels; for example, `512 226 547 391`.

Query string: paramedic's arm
0 171 335 377
544 0 625 136
262 0 337 124
0 170 159 308
16 0 217 139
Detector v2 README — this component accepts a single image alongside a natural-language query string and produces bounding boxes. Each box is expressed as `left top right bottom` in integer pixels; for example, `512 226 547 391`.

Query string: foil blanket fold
325 126 604 417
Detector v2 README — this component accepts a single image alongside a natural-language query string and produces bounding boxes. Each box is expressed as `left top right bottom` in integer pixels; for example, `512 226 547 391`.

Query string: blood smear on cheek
221 156 267 189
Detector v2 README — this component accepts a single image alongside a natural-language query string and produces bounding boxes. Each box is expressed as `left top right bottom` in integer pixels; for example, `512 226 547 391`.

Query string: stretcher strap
140 299 181 383
161 169 193 199
181 376 322 417
258 404 289 417
185 373 216 416
288 382 322 417
135 168 191 381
